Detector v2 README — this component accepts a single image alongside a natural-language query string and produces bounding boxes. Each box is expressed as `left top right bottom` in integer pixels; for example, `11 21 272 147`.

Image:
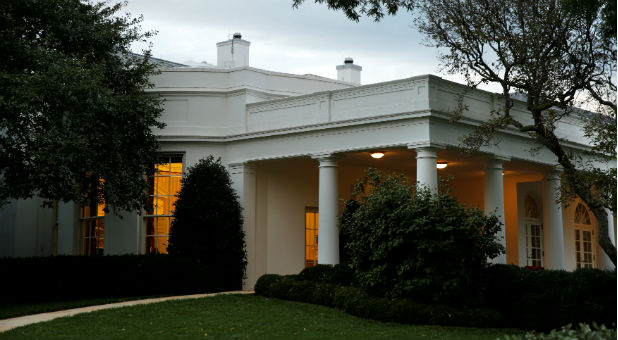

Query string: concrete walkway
0 290 254 333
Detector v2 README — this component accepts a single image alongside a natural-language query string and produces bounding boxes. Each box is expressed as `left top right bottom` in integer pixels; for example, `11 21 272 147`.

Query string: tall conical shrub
167 156 246 289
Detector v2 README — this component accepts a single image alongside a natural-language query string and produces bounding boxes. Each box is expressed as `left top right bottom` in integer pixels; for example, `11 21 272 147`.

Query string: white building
1 34 615 288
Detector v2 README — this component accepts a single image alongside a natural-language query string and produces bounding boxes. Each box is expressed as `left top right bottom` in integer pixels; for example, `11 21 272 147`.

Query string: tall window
574 203 594 268
524 195 543 267
80 200 105 256
145 155 183 254
305 207 319 267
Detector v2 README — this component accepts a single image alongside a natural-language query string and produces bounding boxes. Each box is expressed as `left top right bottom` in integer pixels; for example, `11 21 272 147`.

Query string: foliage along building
0 34 615 288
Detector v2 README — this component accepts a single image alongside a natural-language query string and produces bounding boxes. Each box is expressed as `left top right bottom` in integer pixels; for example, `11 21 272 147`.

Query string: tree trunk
536 123 617 266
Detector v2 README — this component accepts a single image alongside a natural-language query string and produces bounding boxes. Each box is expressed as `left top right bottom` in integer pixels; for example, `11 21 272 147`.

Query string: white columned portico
541 170 565 270
415 147 438 194
229 163 257 289
485 158 507 264
313 154 340 265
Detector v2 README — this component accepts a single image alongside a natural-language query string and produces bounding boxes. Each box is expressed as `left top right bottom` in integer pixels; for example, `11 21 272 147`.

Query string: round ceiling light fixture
436 162 448 169
370 152 385 159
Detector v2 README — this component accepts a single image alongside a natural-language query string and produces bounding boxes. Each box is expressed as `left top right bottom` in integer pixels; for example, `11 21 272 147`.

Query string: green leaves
167 156 247 289
342 169 504 305
0 0 162 211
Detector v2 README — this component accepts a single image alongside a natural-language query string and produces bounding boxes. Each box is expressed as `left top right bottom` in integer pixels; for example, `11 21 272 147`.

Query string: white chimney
336 57 362 84
216 33 250 68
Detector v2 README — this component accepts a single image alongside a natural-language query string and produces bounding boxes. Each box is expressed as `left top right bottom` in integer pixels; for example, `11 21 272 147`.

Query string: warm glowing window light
436 162 448 169
371 152 385 159
305 208 319 268
145 155 183 255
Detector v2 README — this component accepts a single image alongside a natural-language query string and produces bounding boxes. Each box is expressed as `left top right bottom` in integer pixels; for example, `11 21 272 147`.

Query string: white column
485 158 507 264
599 208 616 269
542 170 565 270
315 154 340 265
416 147 438 194
607 209 616 247
229 163 257 289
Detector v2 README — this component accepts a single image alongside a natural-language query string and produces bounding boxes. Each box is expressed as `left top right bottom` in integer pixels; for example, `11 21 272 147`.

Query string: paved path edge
0 290 254 333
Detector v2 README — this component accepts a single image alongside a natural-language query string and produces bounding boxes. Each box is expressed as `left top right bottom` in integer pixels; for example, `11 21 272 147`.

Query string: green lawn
0 294 522 340
0 295 169 320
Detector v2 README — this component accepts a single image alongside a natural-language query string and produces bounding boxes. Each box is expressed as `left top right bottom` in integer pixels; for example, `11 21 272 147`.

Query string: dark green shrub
268 276 297 299
254 274 282 296
167 156 247 290
328 263 355 286
297 264 333 282
311 283 338 307
286 280 316 303
500 323 617 340
253 273 504 328
339 199 359 263
344 169 504 305
484 264 616 331
0 255 231 303
297 263 354 286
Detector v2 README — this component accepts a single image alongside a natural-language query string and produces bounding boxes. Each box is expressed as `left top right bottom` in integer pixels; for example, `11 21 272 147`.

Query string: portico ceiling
338 147 552 177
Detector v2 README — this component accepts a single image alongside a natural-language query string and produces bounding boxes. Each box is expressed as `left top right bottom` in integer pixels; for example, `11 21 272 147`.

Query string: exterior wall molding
228 162 256 175
331 78 426 101
246 76 430 114
310 153 341 162
248 93 329 114
406 141 447 150
151 88 291 99
484 154 512 162
157 65 356 87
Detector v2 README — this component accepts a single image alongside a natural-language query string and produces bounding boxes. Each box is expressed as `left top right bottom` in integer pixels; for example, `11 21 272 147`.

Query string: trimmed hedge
255 264 616 331
297 264 354 286
0 255 237 303
483 265 616 331
254 274 503 328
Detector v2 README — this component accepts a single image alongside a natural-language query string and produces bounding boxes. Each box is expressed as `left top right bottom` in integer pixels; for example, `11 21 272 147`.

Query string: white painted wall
104 211 141 255
8 197 55 257
255 158 319 277
0 199 17 257
56 201 79 255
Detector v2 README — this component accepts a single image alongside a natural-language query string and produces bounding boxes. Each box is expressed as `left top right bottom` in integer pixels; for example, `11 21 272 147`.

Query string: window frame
143 154 184 254
305 207 319 268
80 201 105 256
574 203 595 269
524 195 543 267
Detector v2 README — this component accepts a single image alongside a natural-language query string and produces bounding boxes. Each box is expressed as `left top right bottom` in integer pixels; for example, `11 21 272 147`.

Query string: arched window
574 203 594 268
575 203 591 225
524 195 543 267
525 195 540 219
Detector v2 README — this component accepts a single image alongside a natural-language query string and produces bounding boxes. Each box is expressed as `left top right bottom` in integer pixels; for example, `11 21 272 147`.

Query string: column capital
415 147 438 159
484 156 510 170
406 142 446 151
311 153 341 163
545 166 563 179
228 162 256 175
485 154 511 161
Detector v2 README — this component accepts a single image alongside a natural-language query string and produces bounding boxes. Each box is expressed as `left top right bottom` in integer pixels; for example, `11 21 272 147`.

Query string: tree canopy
293 0 617 264
0 0 163 212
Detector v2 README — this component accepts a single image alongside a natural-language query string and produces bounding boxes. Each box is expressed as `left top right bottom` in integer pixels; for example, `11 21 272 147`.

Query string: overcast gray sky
122 0 474 87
